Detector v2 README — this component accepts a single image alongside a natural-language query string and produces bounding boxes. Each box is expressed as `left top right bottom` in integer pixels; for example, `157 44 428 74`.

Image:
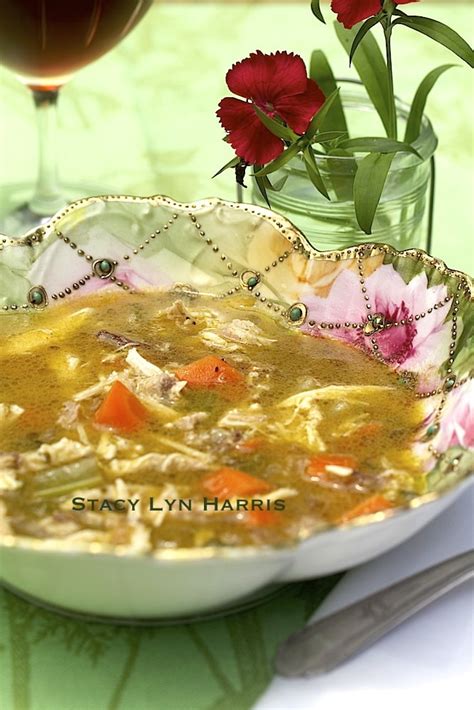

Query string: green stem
384 23 397 139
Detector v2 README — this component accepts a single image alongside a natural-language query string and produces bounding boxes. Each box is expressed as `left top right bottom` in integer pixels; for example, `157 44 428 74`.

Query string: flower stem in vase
383 19 397 140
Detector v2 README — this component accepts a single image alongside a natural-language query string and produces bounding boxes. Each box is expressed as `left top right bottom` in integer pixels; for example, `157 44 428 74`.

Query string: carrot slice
202 467 272 498
339 495 394 523
175 355 244 389
306 453 358 479
235 437 266 454
245 510 279 527
94 381 148 431
352 422 384 439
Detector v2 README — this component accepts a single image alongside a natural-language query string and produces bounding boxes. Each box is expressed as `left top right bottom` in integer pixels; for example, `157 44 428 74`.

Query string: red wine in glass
0 0 152 232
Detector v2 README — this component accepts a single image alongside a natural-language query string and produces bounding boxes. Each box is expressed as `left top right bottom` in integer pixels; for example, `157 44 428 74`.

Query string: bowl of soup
0 195 472 619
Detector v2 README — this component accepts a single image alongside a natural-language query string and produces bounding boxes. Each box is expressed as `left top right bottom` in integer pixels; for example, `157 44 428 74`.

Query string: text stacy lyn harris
71 497 286 512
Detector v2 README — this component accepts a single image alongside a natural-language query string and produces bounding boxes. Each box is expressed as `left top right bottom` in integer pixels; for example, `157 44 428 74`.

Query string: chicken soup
0 289 427 550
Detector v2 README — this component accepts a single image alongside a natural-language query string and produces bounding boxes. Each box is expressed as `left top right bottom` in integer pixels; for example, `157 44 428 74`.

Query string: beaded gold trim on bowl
0 194 472 558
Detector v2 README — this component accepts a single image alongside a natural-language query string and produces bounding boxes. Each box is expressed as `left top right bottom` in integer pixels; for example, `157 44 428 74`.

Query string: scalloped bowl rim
0 194 472 563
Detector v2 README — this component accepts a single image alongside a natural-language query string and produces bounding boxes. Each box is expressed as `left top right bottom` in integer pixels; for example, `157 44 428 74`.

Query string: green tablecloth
0 577 340 710
0 3 472 709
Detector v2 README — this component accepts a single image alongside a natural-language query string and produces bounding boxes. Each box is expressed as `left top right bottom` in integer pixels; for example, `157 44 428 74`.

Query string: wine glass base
0 182 113 236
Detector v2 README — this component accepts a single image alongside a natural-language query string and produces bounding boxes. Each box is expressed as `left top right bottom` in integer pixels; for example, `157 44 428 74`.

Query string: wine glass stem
29 89 65 217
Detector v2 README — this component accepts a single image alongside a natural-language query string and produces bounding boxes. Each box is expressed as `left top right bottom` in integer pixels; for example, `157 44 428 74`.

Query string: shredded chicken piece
0 468 21 491
264 487 299 501
96 434 117 461
278 397 326 451
66 355 81 370
74 372 119 402
0 452 20 473
219 319 276 345
124 348 186 403
200 319 276 351
112 477 130 500
0 403 24 423
109 453 211 476
75 424 90 446
74 349 185 414
128 522 151 552
163 299 200 329
279 385 396 408
325 465 354 477
57 401 80 429
20 438 92 473
333 414 369 437
165 412 208 432
199 331 239 352
301 410 325 450
218 408 267 430
153 435 210 460
184 427 243 453
126 348 163 377
96 434 144 462
139 397 180 421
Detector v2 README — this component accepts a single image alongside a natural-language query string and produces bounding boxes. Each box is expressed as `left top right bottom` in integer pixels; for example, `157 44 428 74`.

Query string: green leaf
303 147 330 200
309 50 348 134
257 173 288 193
335 21 392 136
353 153 394 234
253 140 303 177
339 137 421 158
253 105 295 141
304 89 341 141
254 175 271 207
212 156 240 179
349 15 382 64
268 174 289 192
393 15 474 68
311 0 325 23
404 64 456 144
313 130 348 144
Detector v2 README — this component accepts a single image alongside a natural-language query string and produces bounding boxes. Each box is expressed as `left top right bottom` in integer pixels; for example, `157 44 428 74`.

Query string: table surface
0 3 473 709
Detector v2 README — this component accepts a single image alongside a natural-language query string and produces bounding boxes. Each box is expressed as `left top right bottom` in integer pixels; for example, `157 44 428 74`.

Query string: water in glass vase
251 83 438 253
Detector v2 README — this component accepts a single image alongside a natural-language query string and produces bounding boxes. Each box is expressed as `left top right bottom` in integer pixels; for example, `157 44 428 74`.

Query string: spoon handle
276 549 474 678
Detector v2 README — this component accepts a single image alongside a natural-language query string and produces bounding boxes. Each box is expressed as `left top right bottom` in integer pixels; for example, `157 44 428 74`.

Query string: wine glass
0 0 152 234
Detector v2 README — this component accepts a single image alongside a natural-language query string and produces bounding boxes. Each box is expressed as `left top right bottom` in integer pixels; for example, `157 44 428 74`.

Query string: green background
0 2 473 272
0 3 472 709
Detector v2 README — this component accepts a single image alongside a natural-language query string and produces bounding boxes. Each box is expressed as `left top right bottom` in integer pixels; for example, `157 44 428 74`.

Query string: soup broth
0 290 427 550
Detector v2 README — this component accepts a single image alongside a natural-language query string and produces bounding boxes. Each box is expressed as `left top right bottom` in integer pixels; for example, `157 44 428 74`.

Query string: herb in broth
0 290 428 550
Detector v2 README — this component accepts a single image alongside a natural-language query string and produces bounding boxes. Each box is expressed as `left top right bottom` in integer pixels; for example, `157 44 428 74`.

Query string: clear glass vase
250 81 438 252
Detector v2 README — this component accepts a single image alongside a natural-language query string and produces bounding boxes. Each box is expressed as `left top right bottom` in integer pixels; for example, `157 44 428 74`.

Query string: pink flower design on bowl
303 264 453 388
434 381 474 453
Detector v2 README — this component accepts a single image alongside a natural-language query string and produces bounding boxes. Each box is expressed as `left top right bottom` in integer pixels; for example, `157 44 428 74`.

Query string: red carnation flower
331 0 419 30
216 51 325 165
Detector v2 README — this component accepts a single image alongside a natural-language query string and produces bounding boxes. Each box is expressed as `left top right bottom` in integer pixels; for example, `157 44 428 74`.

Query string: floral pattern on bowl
0 194 472 498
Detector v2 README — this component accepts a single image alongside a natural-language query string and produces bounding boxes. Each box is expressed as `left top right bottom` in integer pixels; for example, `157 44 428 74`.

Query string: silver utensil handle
276 549 474 678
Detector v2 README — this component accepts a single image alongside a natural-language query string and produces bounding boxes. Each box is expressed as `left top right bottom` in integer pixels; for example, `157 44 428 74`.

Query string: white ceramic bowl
1 195 472 619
